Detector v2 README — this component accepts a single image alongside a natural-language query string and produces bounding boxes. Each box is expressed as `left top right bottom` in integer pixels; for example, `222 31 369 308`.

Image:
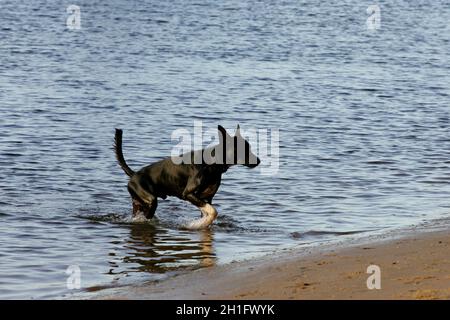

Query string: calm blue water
0 0 449 299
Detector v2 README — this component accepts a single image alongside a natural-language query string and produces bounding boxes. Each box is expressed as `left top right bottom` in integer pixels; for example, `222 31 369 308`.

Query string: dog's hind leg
128 179 158 219
141 195 157 219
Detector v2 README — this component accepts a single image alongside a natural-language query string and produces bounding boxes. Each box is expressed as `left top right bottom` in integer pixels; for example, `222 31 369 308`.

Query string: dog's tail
114 128 135 177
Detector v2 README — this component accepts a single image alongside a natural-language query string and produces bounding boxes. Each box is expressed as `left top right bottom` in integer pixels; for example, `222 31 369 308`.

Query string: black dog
114 125 260 229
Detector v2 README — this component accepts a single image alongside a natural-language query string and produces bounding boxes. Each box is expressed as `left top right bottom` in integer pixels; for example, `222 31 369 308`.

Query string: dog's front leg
183 193 218 230
182 181 218 230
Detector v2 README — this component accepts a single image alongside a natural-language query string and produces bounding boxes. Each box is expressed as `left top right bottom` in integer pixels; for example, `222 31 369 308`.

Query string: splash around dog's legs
182 204 218 230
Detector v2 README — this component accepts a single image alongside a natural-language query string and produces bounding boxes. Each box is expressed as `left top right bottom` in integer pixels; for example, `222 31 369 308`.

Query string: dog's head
217 125 261 168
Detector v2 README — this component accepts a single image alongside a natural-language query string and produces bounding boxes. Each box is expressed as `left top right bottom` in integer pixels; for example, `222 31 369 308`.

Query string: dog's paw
131 212 148 223
182 204 218 230
200 204 218 220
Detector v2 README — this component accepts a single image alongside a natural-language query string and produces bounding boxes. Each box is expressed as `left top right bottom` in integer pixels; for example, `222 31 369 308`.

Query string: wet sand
92 223 450 300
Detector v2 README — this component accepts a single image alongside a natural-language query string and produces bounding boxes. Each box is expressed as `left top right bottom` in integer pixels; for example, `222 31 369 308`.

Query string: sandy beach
92 221 450 300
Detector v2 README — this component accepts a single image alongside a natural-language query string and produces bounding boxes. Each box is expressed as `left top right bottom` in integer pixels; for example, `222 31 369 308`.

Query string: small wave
213 215 245 232
366 160 396 165
290 230 367 239
77 213 157 225
76 211 263 234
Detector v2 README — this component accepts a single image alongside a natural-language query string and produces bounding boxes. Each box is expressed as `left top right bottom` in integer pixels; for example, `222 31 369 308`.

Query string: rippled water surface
1 0 450 299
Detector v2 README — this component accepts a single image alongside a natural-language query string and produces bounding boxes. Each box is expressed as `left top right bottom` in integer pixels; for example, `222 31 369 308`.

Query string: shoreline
90 218 450 300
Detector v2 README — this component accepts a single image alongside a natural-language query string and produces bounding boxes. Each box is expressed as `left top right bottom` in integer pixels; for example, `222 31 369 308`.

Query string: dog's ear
218 125 230 144
235 124 241 137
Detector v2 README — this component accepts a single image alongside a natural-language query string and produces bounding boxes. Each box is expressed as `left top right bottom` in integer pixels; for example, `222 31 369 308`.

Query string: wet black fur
114 125 260 219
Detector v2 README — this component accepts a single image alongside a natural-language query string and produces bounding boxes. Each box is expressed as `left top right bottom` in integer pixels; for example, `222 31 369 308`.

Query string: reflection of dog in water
114 125 260 230
122 225 216 273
